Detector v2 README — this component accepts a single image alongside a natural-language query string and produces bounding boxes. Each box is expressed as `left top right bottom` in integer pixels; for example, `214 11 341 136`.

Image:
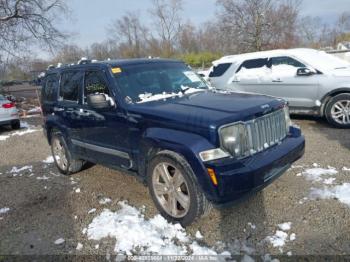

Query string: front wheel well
321 90 350 116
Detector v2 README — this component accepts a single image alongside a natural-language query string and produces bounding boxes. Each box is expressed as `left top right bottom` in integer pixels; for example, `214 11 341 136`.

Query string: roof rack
78 57 91 65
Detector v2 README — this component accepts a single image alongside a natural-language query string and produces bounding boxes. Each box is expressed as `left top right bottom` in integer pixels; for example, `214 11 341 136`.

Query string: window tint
236 58 269 73
42 74 59 102
209 63 232 77
84 71 109 102
59 71 83 102
271 56 305 68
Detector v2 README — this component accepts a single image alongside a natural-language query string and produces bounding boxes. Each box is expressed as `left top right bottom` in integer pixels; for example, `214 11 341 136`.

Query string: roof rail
78 57 91 65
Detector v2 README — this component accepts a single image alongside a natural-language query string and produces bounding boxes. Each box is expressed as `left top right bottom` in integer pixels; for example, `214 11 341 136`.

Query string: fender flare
139 127 218 200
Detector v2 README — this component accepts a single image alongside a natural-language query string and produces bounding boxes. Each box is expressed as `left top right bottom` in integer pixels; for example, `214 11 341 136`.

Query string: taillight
2 103 15 109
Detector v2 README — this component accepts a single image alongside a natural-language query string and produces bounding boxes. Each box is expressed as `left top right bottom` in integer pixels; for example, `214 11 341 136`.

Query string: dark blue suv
41 58 305 226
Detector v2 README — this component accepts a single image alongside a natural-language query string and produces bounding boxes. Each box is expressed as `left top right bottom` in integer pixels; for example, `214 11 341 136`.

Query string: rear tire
147 150 212 227
50 131 84 175
11 120 20 130
325 93 350 128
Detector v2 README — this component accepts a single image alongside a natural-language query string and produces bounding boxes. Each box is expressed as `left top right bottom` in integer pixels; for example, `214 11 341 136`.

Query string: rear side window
84 71 110 103
209 63 232 77
42 74 59 102
271 56 306 68
236 58 269 73
59 71 83 102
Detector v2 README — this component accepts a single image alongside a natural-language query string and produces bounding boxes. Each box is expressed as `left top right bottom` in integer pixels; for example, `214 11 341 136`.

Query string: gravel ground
0 116 349 260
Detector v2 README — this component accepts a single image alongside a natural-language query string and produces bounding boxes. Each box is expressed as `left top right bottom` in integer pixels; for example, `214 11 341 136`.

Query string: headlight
283 105 292 132
219 123 250 158
199 148 230 162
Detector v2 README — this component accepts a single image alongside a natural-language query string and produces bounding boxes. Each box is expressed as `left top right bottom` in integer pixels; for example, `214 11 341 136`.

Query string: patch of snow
323 178 336 185
95 244 99 249
54 238 65 245
302 167 338 182
43 156 55 164
9 165 32 173
342 167 350 171
75 188 81 193
287 251 292 256
310 183 350 207
313 163 320 167
99 198 112 205
290 233 296 241
87 201 223 255
266 230 288 247
0 207 10 214
82 228 87 235
76 243 83 250
88 208 96 214
195 231 203 239
0 135 10 141
36 175 50 180
278 222 291 231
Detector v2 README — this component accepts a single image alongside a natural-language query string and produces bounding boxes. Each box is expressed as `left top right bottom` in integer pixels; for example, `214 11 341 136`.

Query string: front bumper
203 128 305 204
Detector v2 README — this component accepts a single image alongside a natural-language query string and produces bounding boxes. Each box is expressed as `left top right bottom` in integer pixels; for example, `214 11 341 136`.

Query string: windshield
112 62 208 104
297 50 350 71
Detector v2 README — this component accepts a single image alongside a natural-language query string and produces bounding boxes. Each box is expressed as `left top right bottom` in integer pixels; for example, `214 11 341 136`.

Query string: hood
127 90 285 134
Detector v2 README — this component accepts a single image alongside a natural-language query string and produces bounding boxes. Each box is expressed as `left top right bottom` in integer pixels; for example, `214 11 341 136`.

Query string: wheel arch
138 127 218 200
320 88 350 116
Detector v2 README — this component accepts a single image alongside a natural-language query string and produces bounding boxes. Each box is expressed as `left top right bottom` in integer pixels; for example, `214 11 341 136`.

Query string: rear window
59 71 83 102
42 74 59 102
0 95 5 100
236 58 269 73
209 63 232 77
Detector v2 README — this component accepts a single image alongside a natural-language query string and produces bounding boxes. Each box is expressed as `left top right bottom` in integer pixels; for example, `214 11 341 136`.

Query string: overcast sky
58 0 349 48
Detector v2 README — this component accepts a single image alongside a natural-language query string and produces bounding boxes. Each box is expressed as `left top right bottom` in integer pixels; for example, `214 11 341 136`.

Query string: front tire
50 131 84 175
147 150 212 226
325 94 350 128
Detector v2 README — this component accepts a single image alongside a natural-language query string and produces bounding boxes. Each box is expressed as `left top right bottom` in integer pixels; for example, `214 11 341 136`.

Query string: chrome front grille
246 108 288 155
220 108 288 158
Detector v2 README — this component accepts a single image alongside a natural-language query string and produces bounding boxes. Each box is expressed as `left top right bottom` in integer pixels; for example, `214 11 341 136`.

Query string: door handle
53 107 64 112
272 79 282 83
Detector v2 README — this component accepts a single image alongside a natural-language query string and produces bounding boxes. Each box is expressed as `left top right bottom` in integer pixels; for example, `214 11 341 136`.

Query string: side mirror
297 67 314 76
87 94 113 109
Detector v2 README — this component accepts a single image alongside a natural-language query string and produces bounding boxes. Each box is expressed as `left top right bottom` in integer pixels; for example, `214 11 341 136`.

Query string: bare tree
0 0 68 59
216 0 301 53
149 0 183 57
108 11 148 58
52 44 85 65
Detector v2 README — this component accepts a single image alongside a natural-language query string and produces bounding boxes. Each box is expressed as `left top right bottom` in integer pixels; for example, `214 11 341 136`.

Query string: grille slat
233 109 288 158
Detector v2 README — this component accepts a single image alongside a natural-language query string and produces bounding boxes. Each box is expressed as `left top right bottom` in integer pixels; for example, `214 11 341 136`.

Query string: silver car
209 48 350 128
0 95 20 129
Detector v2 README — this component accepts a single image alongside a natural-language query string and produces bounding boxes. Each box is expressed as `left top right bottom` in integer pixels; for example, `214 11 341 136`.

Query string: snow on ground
0 207 10 214
9 165 33 174
266 222 295 252
343 167 350 171
0 122 41 141
302 167 338 183
54 238 65 245
43 156 55 164
87 201 230 256
310 183 350 207
99 198 112 205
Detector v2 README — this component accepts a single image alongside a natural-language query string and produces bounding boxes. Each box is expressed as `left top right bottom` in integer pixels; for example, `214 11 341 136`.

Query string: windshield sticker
112 67 122 74
184 71 201 82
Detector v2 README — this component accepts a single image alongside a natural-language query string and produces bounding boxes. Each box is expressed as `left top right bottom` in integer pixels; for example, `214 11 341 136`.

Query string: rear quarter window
236 58 269 73
42 74 59 102
209 63 232 77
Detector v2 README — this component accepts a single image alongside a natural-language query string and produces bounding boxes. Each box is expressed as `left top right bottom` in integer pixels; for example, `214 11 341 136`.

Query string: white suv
208 48 350 128
0 95 20 129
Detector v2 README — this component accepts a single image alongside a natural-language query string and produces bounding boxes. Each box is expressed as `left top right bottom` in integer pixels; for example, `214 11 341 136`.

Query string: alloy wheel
331 100 350 125
52 137 68 171
152 162 190 218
